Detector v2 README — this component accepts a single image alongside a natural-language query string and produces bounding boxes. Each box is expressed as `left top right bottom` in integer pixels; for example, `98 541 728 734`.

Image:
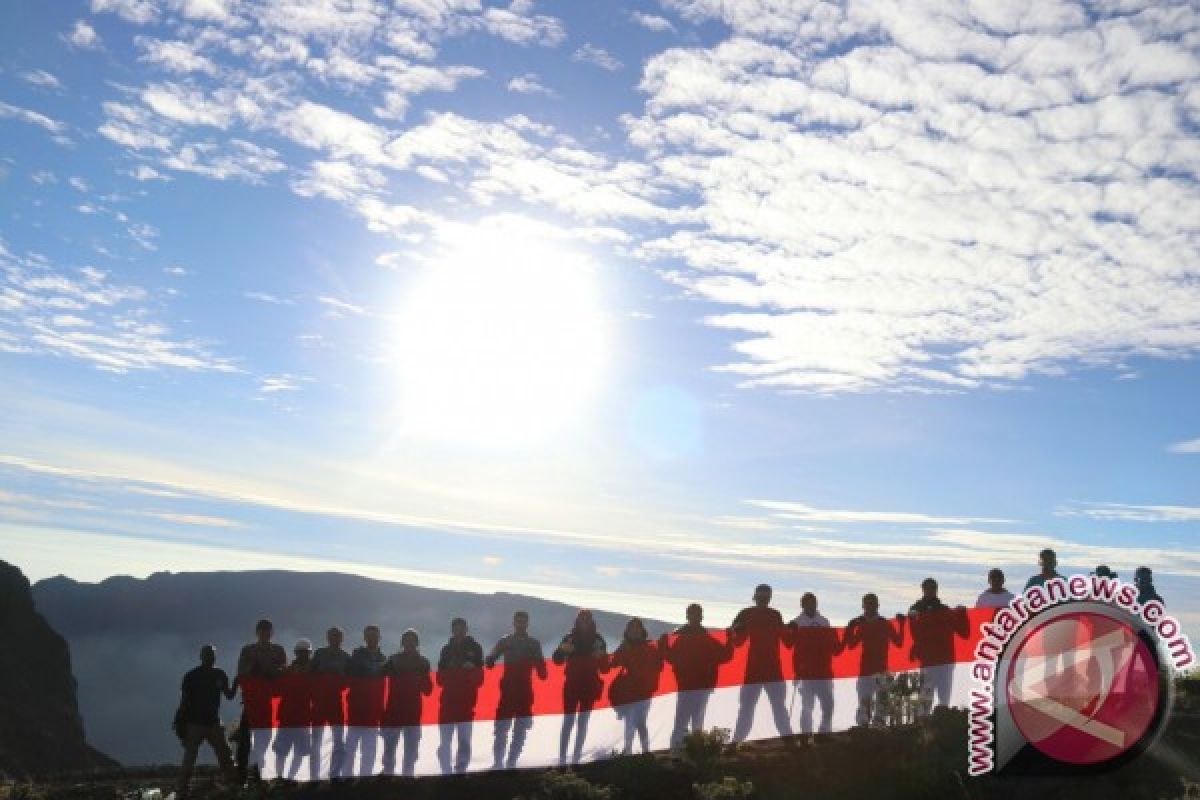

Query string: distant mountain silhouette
0 560 116 778
32 569 673 767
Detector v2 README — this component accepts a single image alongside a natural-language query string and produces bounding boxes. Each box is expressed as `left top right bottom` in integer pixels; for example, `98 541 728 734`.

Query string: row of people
175 559 1165 794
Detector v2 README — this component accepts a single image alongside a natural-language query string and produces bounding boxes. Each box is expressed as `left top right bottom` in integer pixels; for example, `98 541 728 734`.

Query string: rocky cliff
0 560 116 778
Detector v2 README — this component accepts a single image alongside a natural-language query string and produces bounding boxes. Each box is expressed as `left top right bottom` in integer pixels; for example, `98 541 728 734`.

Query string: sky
1 0 1198 637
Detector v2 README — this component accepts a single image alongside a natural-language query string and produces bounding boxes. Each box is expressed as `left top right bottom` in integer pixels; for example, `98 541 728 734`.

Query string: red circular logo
1005 610 1161 765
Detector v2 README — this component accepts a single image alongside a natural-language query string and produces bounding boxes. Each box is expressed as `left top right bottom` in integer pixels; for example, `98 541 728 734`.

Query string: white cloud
260 375 302 393
64 20 101 49
1057 502 1200 523
371 59 484 119
141 83 235 127
1168 437 1200 454
630 11 675 33
573 43 623 71
162 139 285 183
507 72 555 96
22 70 64 90
129 164 169 181
751 499 1013 526
317 295 367 316
138 38 219 74
0 243 235 373
69 176 90 192
91 0 158 24
481 0 565 46
244 291 294 305
0 101 66 135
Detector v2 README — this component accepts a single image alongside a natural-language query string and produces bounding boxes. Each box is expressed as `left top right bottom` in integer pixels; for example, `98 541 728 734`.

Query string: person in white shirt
976 568 1015 609
787 592 841 736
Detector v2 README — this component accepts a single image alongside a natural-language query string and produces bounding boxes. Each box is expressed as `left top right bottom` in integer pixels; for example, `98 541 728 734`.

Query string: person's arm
596 637 611 674
485 637 505 669
781 621 797 649
420 661 433 696
221 670 237 700
729 611 748 647
551 635 571 665
889 616 906 646
236 646 253 679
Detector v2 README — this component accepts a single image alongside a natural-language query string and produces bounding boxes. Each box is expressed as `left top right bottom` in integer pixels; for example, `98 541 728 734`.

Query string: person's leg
454 721 473 773
635 702 650 753
360 727 378 775
309 726 324 781
558 698 576 764
572 701 594 763
622 710 636 755
402 727 421 777
437 723 454 774
235 712 251 785
798 681 816 735
288 729 311 780
732 683 761 742
670 692 691 749
765 681 793 738
251 724 273 780
693 691 711 733
271 730 290 779
507 717 532 769
330 724 345 779
178 724 204 798
343 727 360 776
203 723 238 785
380 729 399 775
493 718 511 769
854 676 873 727
815 681 834 734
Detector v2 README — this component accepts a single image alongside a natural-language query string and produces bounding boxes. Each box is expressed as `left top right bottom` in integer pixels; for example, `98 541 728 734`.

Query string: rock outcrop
0 560 116 778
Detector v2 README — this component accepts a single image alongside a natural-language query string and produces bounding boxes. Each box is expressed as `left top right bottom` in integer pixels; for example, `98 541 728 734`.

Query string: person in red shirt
436 618 484 774
786 592 843 737
485 610 548 769
844 593 905 726
659 603 733 748
382 629 432 777
608 618 663 755
272 639 315 780
730 584 793 743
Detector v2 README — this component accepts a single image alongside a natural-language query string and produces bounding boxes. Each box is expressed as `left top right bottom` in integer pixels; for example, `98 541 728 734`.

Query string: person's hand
484 656 496 669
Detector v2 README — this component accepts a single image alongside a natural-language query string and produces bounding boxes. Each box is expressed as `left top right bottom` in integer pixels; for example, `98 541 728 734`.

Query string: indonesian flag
242 607 993 780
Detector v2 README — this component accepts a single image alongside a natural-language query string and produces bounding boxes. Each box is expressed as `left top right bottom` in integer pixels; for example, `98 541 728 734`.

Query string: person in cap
273 639 315 779
176 645 237 798
730 584 793 743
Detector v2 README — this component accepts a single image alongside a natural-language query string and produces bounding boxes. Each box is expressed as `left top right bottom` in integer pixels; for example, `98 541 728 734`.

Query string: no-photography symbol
1006 610 1162 765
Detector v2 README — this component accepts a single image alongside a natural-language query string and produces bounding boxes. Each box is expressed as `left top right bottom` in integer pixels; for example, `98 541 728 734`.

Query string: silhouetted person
1024 548 1063 590
273 639 314 780
907 578 969 713
660 603 732 748
485 610 547 769
177 645 237 799
975 568 1014 608
310 627 350 780
236 618 286 784
1093 565 1117 579
730 584 793 742
552 609 608 765
787 592 842 736
437 617 484 774
609 617 663 755
346 625 387 775
1135 566 1164 606
844 594 904 726
382 629 432 777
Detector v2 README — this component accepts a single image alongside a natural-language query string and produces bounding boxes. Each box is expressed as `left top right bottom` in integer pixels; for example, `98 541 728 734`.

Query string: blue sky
1 0 1198 635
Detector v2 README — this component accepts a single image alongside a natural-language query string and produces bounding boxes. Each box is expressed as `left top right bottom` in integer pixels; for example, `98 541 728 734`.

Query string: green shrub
527 770 615 800
680 728 731 780
693 777 754 800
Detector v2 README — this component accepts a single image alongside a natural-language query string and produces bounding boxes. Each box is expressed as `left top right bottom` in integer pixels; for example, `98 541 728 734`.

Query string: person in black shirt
177 645 237 798
1135 567 1165 606
436 618 484 774
552 609 608 765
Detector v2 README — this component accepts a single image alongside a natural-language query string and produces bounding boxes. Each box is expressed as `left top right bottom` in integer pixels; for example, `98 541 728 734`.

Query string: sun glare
394 227 608 446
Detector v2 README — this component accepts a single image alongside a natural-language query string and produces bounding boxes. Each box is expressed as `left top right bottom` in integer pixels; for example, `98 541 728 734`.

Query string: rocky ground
5 708 1199 800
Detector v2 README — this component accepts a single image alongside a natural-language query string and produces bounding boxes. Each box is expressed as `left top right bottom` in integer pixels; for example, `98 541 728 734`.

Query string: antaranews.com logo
967 574 1194 775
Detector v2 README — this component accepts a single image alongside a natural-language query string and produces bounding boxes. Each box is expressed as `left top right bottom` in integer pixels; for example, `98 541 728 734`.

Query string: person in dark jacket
236 618 287 784
609 617 663 755
309 626 349 780
1135 566 1164 606
730 584 793 742
659 603 732 748
177 645 237 798
485 610 547 769
906 579 969 714
844 594 905 726
382 629 432 777
437 618 484 774
552 609 609 765
346 625 387 775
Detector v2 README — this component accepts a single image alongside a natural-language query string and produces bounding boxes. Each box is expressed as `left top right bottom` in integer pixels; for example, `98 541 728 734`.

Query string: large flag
242 607 993 780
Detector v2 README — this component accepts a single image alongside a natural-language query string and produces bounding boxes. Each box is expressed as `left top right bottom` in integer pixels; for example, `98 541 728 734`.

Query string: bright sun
394 226 608 446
